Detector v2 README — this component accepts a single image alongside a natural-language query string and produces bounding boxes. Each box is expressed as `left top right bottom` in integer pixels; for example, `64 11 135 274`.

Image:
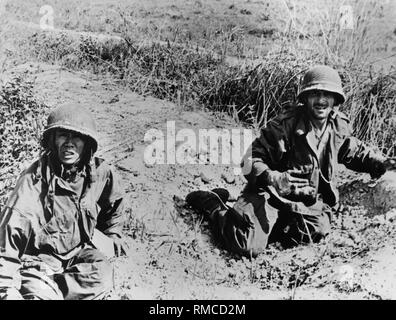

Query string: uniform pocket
40 213 70 235
80 202 101 239
37 214 80 254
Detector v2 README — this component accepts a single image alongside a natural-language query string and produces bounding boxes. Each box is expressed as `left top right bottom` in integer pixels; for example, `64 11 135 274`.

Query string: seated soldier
0 104 127 300
186 65 396 257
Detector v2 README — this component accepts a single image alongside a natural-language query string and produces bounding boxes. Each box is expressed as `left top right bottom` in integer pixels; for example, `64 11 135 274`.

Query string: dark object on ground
186 188 229 217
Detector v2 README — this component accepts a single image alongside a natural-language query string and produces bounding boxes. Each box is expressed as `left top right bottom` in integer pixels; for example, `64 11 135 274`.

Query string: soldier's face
54 129 85 165
305 90 336 121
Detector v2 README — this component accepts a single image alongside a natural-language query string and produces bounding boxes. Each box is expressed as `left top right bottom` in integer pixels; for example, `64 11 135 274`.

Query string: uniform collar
55 173 85 195
295 108 337 136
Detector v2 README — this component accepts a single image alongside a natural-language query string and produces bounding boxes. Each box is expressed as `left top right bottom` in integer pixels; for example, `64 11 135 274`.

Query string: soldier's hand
0 287 23 300
110 236 130 257
263 169 310 197
228 207 255 232
22 259 55 276
383 158 396 171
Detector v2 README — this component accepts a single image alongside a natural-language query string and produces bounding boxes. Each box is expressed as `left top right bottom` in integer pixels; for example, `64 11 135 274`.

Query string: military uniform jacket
0 155 124 289
243 106 387 207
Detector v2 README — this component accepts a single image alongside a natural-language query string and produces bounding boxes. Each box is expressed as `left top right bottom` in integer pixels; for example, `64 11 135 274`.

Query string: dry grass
0 75 49 206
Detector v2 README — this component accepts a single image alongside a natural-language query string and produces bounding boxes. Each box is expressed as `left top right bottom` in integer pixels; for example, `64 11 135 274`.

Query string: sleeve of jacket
0 166 41 294
0 205 34 292
96 165 125 239
242 118 288 187
337 118 387 178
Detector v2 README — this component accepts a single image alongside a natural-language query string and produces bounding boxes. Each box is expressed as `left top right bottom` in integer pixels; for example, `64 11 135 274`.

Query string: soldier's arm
337 121 387 178
0 207 31 299
242 119 288 187
96 166 125 239
0 168 40 299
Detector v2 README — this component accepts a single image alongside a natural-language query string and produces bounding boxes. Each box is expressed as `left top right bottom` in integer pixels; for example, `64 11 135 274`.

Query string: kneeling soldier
0 104 126 299
186 65 396 257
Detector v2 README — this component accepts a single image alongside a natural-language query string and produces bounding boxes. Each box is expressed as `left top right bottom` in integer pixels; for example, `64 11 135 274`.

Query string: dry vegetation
0 75 48 206
3 0 396 146
1 0 396 300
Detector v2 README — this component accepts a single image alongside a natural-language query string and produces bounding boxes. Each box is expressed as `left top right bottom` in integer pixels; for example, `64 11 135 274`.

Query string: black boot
185 188 230 218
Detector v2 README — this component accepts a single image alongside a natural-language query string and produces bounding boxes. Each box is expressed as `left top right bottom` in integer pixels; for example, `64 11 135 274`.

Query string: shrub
201 51 311 129
0 75 48 206
343 69 396 155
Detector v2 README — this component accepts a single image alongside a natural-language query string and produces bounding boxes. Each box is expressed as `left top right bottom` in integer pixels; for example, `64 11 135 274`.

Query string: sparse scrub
0 75 49 206
22 20 396 155
343 69 396 154
201 53 308 130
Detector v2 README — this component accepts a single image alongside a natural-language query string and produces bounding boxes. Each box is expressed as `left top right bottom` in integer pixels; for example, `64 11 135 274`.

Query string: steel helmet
42 104 99 153
297 65 346 105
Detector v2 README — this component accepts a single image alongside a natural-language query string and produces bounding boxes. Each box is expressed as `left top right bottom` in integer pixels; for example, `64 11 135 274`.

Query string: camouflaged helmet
42 104 98 153
297 65 346 105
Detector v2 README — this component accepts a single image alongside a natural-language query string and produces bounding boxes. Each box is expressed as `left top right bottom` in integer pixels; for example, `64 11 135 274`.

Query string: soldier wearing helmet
0 104 126 300
186 65 395 256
